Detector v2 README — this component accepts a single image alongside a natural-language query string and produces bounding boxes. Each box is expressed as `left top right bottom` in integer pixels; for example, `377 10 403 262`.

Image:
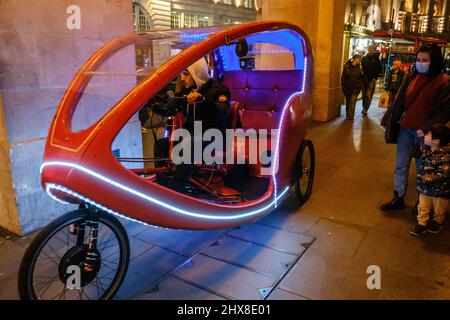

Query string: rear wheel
18 208 129 300
294 139 315 204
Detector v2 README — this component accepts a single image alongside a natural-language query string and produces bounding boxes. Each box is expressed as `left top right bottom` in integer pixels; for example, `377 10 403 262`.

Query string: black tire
294 139 315 204
18 209 130 300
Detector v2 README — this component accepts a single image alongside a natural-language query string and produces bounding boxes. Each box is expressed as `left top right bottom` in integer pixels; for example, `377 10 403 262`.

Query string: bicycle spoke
50 286 69 300
37 274 60 299
34 259 59 270
94 278 102 298
81 288 90 300
98 226 111 248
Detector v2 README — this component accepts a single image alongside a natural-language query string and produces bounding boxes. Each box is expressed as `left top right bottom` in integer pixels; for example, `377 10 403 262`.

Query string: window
223 0 232 4
184 13 196 28
171 11 182 29
243 0 253 8
220 16 232 24
198 16 210 27
133 3 152 32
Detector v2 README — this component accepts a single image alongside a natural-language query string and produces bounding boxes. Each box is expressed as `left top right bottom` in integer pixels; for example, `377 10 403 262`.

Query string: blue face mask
415 62 430 74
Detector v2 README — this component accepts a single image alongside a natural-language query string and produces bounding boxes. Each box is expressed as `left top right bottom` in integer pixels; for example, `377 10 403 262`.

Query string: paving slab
267 288 309 300
278 247 381 300
129 236 154 261
300 193 384 228
0 273 19 300
202 235 298 278
227 223 314 255
354 230 450 285
134 227 227 257
306 219 366 258
173 254 277 300
137 276 225 300
116 246 186 299
0 237 25 280
119 219 152 237
258 200 320 234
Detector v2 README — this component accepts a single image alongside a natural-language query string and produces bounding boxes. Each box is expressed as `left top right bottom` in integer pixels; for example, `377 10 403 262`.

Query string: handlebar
147 93 204 117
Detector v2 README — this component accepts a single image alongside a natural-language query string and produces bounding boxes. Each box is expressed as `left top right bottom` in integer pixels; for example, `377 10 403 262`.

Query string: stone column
355 0 364 25
0 0 135 235
381 0 394 29
345 0 352 24
261 0 346 121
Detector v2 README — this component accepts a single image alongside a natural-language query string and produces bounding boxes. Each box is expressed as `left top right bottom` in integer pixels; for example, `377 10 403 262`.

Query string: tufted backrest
223 70 303 129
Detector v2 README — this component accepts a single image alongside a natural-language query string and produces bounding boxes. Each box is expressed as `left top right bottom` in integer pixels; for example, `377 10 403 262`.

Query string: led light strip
45 184 71 205
272 56 308 205
46 183 153 227
41 162 290 221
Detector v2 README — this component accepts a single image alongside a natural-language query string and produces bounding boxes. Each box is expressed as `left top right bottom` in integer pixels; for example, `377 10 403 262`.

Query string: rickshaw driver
169 58 232 183
178 57 231 135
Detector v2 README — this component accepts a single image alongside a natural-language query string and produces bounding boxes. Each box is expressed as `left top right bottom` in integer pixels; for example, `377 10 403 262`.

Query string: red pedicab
19 21 315 300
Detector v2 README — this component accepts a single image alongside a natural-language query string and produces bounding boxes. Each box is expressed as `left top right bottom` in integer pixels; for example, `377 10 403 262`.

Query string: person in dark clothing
341 54 363 122
361 45 382 115
409 124 450 236
170 58 231 181
384 60 406 102
178 59 231 135
380 45 450 212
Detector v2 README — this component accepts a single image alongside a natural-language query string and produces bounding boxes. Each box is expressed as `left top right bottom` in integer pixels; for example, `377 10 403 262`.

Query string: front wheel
18 208 130 300
294 139 315 204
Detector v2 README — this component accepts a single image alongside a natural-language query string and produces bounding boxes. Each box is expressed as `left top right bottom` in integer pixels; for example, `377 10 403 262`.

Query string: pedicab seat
223 70 303 130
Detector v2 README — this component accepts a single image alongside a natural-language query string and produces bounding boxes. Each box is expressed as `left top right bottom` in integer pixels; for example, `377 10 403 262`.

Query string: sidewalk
1 95 449 300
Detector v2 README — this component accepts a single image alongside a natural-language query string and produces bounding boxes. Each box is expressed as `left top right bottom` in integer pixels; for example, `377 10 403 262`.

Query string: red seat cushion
239 110 280 130
223 70 302 129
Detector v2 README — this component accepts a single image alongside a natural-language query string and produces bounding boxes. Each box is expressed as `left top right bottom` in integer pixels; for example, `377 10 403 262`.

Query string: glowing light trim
41 162 290 221
179 33 209 41
45 184 70 205
46 183 153 227
272 57 308 205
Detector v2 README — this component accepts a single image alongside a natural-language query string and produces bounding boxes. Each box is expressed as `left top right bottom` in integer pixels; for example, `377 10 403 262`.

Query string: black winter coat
341 62 364 95
183 78 231 134
362 54 382 82
385 68 405 95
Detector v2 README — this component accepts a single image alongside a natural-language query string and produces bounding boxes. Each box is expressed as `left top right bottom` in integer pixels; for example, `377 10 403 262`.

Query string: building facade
345 0 450 36
343 0 449 69
132 0 259 32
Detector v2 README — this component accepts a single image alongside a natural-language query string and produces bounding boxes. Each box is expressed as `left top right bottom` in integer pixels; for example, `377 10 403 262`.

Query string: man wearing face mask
381 45 450 212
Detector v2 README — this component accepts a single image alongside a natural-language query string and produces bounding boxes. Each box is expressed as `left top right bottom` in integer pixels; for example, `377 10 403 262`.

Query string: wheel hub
58 244 101 287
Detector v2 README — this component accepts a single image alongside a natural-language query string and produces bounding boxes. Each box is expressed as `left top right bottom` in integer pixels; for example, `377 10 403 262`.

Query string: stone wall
0 0 135 235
